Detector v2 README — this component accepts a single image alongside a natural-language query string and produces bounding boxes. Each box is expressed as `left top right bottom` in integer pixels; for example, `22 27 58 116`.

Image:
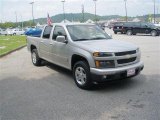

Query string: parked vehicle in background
113 22 160 36
12 29 25 35
4 28 13 35
24 28 42 37
0 29 7 35
113 22 125 34
27 23 144 89
108 22 124 29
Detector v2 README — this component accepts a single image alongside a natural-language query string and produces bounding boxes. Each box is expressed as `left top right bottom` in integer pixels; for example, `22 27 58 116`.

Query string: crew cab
27 23 144 89
113 22 160 36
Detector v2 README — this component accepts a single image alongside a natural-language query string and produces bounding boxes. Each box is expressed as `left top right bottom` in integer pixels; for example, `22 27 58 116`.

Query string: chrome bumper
90 61 144 75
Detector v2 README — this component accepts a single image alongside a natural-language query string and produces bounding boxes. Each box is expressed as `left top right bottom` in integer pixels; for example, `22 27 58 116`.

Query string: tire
126 30 132 35
114 31 117 34
31 49 41 66
151 30 157 36
133 33 136 35
73 61 93 89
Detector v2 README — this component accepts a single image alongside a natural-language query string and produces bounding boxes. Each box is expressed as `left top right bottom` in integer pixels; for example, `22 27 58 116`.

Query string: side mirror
56 36 67 43
145 25 148 27
108 34 112 38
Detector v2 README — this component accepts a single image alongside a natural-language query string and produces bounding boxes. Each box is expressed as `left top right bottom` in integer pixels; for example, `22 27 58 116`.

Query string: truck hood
74 39 138 52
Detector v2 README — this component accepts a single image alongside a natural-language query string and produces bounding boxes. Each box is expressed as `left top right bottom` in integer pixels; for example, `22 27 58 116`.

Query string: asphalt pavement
0 29 160 120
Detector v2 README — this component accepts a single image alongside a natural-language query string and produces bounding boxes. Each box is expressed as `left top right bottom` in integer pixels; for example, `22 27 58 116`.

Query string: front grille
115 50 136 56
117 57 136 64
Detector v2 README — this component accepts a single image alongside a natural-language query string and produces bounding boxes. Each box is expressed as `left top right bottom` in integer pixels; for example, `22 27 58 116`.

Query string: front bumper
113 29 123 32
90 61 144 82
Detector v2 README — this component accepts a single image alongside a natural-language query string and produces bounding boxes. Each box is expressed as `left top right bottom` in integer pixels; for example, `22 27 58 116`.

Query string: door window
43 26 52 39
52 26 67 40
133 22 140 27
141 23 148 27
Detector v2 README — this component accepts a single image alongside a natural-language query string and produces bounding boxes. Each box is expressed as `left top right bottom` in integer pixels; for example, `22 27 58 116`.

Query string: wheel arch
71 54 90 70
30 45 37 52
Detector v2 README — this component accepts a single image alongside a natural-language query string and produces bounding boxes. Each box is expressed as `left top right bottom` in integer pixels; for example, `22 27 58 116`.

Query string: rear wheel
114 31 117 34
126 30 132 35
73 61 93 89
31 49 41 66
151 30 157 36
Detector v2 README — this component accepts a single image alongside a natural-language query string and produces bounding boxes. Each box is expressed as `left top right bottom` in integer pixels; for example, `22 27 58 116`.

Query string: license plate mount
127 69 135 77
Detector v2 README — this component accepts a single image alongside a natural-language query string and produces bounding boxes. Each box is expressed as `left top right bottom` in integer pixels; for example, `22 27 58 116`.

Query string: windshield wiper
74 38 91 41
74 37 106 41
91 37 106 40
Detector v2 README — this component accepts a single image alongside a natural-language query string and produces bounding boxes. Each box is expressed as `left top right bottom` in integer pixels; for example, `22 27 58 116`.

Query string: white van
12 29 25 35
0 29 7 35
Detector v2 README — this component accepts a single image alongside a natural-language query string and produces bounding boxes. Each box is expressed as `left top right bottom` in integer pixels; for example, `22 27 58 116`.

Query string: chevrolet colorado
27 23 144 89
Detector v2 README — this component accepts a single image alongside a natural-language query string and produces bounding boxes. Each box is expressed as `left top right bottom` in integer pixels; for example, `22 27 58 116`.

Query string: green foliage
0 21 36 29
34 13 121 23
0 22 16 29
1 13 160 29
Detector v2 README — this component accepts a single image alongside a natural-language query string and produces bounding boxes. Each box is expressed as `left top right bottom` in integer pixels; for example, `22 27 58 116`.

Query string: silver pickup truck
27 23 144 89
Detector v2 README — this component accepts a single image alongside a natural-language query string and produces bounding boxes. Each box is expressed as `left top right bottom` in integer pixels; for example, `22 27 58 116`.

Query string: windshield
67 25 111 41
147 23 156 27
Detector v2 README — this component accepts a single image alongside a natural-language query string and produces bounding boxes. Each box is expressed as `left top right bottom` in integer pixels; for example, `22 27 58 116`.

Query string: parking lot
0 28 160 120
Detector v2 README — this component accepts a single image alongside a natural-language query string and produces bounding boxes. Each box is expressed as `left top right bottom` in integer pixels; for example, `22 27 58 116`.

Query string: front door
140 23 150 34
50 26 69 68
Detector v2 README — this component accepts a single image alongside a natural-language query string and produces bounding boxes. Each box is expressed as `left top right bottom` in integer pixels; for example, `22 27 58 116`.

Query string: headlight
136 48 140 53
95 60 115 68
93 52 113 57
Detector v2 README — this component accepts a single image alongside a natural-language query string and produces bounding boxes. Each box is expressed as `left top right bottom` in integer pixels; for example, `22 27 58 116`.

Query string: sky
0 0 160 22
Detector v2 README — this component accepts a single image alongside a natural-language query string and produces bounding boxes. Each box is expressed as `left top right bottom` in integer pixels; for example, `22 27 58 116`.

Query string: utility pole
82 4 84 22
20 15 23 29
30 1 35 25
15 12 17 28
154 0 156 23
61 0 66 23
93 0 97 23
124 0 128 22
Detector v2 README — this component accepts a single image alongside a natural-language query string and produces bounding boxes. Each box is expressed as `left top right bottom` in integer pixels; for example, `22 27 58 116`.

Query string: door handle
50 43 53 45
40 41 44 43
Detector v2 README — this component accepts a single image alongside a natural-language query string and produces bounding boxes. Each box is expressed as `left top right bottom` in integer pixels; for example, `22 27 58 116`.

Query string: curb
0 45 26 58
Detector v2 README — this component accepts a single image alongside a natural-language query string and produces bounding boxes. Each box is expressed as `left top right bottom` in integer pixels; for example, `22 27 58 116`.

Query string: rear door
39 26 52 60
132 22 141 33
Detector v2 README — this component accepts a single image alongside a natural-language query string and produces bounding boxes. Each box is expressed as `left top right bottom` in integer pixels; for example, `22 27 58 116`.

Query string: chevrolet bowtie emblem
125 55 131 59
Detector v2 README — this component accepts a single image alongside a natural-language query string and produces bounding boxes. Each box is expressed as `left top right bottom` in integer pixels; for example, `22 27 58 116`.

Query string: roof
50 23 95 26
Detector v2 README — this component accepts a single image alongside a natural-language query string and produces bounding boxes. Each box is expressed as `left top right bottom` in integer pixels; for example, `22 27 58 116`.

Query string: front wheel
114 31 117 34
126 30 132 35
151 30 157 36
73 61 93 89
31 49 42 66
